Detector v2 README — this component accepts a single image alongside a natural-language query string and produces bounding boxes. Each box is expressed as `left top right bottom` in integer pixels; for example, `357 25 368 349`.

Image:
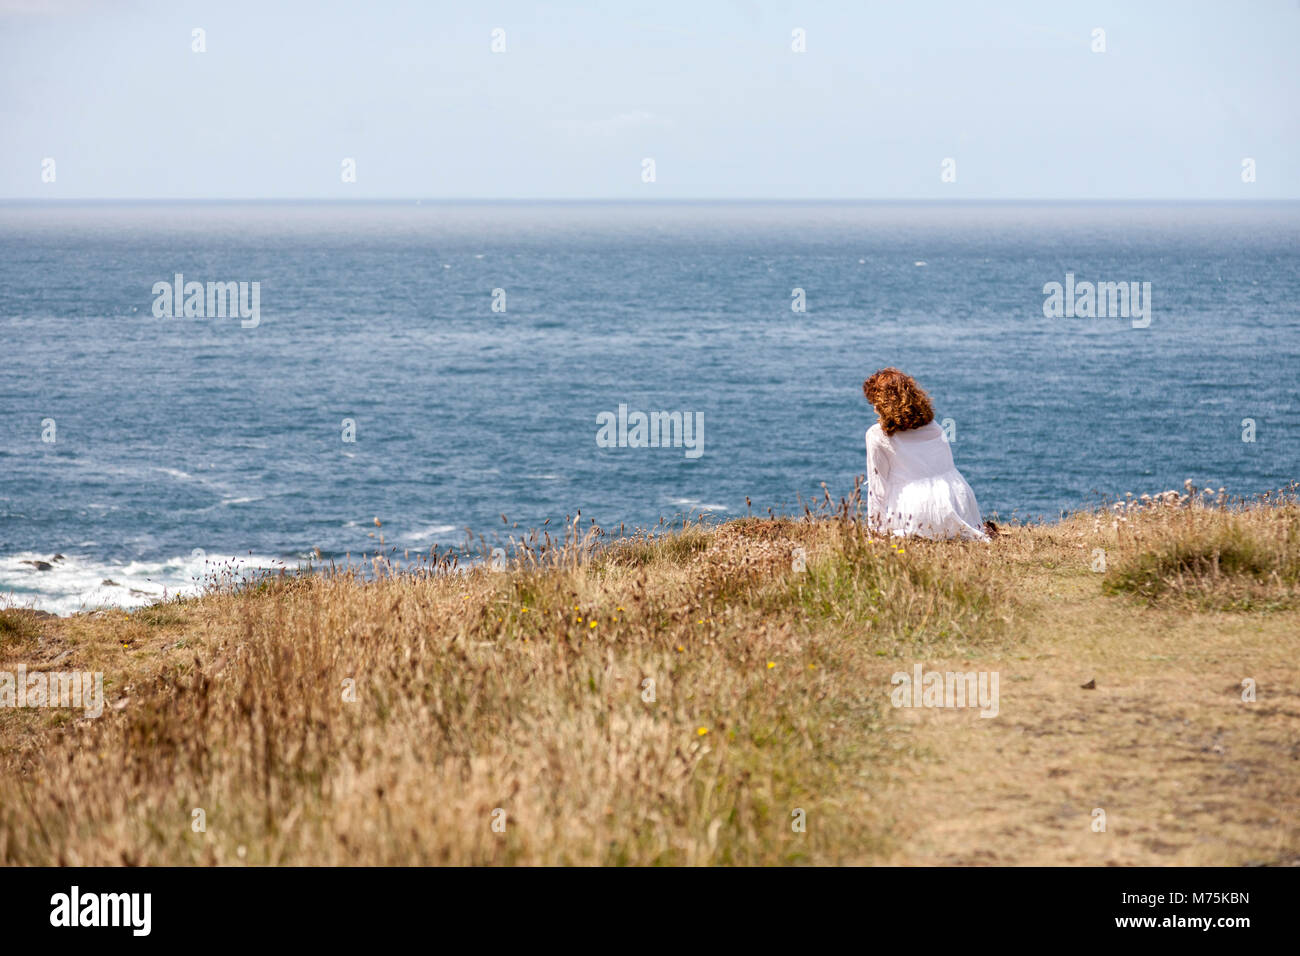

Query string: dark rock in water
102 578 120 586
21 560 54 571
52 554 66 562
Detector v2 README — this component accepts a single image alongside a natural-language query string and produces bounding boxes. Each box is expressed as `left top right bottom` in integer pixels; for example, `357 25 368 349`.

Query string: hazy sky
2 0 1297 199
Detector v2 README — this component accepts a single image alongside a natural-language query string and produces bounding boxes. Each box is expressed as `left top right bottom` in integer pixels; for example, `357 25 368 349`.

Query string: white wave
668 498 729 512
0 552 286 616
399 524 459 543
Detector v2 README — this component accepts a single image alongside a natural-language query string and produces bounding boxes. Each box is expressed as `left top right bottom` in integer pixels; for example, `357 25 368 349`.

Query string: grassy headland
2 486 1298 865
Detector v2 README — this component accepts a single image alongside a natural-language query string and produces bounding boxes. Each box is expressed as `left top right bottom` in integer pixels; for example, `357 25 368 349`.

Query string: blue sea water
1 201 1297 612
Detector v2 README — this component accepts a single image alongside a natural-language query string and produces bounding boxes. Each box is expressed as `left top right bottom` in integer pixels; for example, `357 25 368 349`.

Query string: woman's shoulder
898 420 942 439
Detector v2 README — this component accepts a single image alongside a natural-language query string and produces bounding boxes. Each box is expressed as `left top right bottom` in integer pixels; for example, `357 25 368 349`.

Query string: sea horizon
7 197 1299 204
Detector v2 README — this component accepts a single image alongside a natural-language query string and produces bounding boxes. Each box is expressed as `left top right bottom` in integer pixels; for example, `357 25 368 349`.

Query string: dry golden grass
1 493 1297 866
1102 483 1300 611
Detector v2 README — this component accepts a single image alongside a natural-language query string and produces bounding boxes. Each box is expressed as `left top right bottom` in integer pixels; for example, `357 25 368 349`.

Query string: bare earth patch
879 549 1300 866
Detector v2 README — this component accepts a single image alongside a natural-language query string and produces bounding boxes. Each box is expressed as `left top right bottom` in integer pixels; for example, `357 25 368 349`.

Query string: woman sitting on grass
863 367 991 541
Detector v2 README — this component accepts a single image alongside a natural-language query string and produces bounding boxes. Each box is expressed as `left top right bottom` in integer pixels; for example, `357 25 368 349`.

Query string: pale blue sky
2 0 1297 198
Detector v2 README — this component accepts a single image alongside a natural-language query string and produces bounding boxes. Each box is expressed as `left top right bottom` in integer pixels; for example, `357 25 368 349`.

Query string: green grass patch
1103 509 1300 610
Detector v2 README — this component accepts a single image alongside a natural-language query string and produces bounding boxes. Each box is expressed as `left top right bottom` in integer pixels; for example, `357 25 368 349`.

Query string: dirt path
878 564 1300 865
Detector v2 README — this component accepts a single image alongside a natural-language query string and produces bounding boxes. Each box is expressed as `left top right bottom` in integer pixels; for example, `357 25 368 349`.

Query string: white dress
865 421 988 541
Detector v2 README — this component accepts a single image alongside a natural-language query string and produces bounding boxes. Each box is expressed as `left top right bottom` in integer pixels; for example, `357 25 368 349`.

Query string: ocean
1 200 1297 613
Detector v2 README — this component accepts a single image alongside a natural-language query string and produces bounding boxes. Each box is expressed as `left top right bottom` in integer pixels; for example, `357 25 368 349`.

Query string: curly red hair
863 368 935 435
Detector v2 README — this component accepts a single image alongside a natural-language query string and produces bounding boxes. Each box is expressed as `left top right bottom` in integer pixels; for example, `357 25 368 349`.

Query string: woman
863 368 989 541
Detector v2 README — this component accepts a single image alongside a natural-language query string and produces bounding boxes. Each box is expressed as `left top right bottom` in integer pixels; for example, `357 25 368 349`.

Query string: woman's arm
865 428 890 530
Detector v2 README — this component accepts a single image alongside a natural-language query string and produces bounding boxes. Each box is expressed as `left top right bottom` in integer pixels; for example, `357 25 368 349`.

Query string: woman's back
871 421 953 480
866 421 987 541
